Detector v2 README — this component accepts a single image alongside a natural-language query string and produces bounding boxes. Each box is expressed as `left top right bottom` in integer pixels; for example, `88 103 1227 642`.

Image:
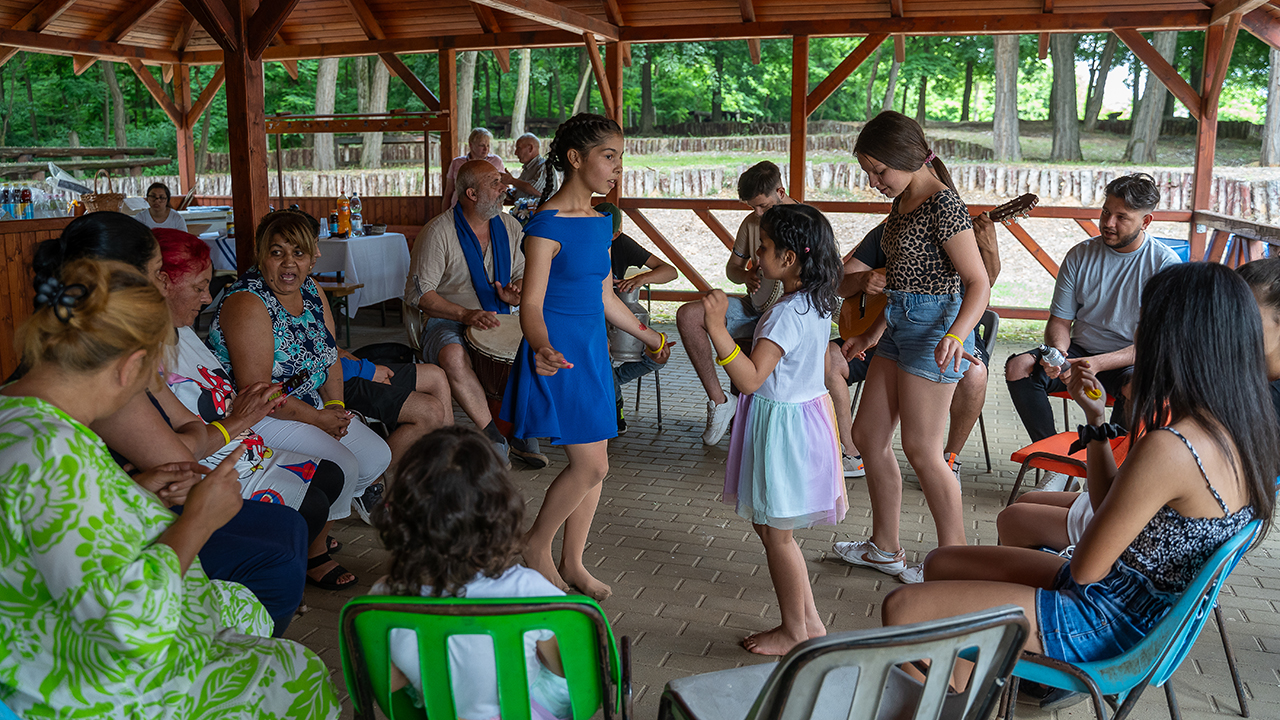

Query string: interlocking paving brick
303 318 1280 719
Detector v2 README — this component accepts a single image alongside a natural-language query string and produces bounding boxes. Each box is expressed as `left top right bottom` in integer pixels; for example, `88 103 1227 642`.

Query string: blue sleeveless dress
501 210 617 445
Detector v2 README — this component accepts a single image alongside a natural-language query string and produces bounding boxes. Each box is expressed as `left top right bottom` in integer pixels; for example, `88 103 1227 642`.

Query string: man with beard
1004 174 1180 487
406 160 548 467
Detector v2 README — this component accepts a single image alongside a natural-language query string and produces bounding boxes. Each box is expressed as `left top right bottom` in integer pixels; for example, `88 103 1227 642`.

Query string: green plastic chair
339 595 631 720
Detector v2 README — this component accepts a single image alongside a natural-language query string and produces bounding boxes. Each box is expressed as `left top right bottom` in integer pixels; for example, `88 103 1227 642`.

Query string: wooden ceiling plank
1114 27 1202 120
1243 6 1280 50
1211 0 1271 25
187 63 224 124
582 31 615 119
73 0 170 74
247 0 302 60
602 0 624 26
170 9 198 51
178 0 237 52
126 58 182 126
806 32 888 114
0 25 181 62
469 0 618 41
0 0 79 69
380 51 440 110
341 0 387 39
472 3 502 33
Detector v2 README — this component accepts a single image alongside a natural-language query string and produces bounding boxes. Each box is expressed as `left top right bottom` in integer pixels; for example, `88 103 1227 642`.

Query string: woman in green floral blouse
0 258 338 718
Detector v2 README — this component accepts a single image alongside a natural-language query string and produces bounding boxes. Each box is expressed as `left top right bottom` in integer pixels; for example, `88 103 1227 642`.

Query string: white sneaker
1038 471 1070 493
702 398 736 445
842 454 866 478
898 564 925 584
832 539 906 576
945 453 962 484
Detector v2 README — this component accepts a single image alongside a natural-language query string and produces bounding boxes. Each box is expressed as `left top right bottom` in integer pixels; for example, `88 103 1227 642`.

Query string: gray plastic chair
659 605 1029 720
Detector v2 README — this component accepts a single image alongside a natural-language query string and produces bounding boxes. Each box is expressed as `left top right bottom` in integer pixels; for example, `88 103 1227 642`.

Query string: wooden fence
0 217 74 378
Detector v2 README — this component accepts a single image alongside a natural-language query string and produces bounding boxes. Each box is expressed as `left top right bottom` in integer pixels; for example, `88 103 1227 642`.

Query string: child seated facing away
372 427 571 719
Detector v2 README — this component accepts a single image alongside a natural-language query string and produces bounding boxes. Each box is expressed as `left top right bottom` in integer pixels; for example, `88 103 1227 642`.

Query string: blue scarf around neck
453 209 511 314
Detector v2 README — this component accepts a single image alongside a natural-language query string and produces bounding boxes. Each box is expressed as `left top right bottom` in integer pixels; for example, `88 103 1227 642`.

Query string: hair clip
804 246 810 253
34 277 87 324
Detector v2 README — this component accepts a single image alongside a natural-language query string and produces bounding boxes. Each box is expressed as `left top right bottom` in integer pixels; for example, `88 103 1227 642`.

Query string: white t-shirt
137 209 187 231
1049 233 1181 354
372 565 572 720
751 291 832 403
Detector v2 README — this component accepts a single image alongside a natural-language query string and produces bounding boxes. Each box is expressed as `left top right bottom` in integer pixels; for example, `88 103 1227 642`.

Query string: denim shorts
724 295 762 340
1036 561 1175 664
420 317 468 365
876 290 974 384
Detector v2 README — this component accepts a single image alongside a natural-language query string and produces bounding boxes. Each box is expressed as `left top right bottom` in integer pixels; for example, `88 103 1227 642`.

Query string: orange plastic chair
1005 432 1130 507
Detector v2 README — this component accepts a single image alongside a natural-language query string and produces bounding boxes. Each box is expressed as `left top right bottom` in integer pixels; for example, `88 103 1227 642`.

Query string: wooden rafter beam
1243 6 1280 51
602 0 624 26
179 0 237 52
380 52 440 110
1043 0 1053 12
893 33 904 63
246 0 302 60
739 0 761 64
889 0 903 16
806 33 888 114
0 26 180 63
583 32 615 120
188 64 225 125
0 0 78 69
1037 32 1049 59
1211 0 1272 26
469 0 618 41
1114 27 1202 121
127 59 182 127
1205 12 1242 111
469 3 512 70
620 40 631 67
272 37 299 79
73 0 170 75
746 38 761 64
172 10 198 51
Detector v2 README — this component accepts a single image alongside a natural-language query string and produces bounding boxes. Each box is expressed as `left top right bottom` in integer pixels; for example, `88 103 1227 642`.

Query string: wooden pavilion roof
0 0 1275 70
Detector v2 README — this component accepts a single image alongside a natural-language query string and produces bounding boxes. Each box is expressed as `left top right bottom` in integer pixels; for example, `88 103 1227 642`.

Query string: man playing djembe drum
406 160 549 468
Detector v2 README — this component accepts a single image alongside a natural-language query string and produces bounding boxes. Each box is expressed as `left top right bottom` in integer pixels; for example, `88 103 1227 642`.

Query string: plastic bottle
336 193 351 238
20 184 32 219
1038 344 1102 400
349 192 363 235
329 211 339 237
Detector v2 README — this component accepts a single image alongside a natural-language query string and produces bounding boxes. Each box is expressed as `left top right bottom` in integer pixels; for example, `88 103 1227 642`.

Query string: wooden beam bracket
127 59 182 127
624 208 712 291
1114 27 1202 121
583 33 615 120
806 33 888 116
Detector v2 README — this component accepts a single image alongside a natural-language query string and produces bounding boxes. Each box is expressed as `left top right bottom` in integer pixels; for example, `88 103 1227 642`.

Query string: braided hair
539 113 622 206
759 204 842 317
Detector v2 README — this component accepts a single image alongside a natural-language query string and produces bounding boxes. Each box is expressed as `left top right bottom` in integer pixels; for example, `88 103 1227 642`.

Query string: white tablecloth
314 232 410 317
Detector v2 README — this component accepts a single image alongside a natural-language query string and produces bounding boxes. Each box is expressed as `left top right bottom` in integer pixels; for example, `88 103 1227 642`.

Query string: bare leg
385 392 451 474
437 343 492 428
898 371 966 547
851 357 904 552
743 524 825 656
922 544 1066 586
306 520 354 585
523 440 609 595
413 363 454 424
676 301 728 404
944 359 987 458
826 343 857 453
558 479 610 600
997 492 1077 550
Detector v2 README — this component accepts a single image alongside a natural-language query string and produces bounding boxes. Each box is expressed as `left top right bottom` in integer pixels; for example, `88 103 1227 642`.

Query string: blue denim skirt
1036 561 1176 664
877 290 974 384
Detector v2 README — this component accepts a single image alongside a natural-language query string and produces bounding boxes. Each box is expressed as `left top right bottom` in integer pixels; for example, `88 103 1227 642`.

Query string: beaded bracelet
210 420 231 446
1068 422 1127 454
716 345 741 366
324 400 345 409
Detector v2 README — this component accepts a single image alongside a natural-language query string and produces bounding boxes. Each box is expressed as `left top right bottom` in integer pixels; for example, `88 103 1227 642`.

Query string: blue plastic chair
1001 519 1262 720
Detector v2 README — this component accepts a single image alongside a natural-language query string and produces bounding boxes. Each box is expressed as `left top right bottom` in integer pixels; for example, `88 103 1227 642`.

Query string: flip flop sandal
327 535 342 554
306 552 357 591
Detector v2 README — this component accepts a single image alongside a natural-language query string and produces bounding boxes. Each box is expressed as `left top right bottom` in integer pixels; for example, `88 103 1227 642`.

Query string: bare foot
523 549 570 592
807 623 827 640
741 625 809 656
559 563 613 601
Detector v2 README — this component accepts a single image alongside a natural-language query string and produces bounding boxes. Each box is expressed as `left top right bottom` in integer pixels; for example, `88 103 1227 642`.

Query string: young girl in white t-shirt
701 203 845 656
371 427 572 719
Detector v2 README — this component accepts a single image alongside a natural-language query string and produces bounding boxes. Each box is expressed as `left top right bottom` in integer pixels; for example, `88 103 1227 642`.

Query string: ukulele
837 193 1039 340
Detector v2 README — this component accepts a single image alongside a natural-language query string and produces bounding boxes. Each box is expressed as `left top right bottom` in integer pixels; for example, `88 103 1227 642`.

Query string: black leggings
297 459 344 548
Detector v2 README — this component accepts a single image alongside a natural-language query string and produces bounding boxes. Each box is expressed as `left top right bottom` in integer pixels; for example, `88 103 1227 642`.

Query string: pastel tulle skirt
724 392 846 529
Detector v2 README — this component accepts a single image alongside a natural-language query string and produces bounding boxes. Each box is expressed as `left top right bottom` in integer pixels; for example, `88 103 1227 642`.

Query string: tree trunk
510 49 532 138
1123 31 1177 164
101 66 109 145
1083 34 1117 131
915 76 927 127
196 102 213 174
361 58 389 169
572 63 592 116
482 56 491 125
1262 46 1280 166
313 58 339 170
550 54 565 122
864 48 880 121
457 51 477 150
961 59 974 122
1050 33 1083 161
992 34 1022 161
102 61 126 148
641 52 656 134
21 55 36 143
881 57 899 113
712 50 724 122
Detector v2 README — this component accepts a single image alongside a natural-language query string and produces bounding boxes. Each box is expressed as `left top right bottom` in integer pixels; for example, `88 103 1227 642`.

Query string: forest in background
8 30 1276 175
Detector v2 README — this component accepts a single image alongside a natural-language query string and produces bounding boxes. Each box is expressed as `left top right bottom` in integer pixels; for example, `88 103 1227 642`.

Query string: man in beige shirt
405 160 547 467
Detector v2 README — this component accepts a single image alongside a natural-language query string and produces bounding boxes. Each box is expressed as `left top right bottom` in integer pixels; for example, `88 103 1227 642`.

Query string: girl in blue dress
501 113 671 600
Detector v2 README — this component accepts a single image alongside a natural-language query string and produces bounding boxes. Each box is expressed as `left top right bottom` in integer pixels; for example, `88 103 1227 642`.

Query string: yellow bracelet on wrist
210 420 231 446
324 400 345 409
646 331 667 356
944 333 964 344
716 345 741 366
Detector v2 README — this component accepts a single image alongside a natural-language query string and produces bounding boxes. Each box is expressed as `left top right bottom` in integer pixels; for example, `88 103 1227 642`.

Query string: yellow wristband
716 345 741 366
646 331 667 356
944 333 964 344
210 420 231 446
1085 388 1103 400
324 400 345 409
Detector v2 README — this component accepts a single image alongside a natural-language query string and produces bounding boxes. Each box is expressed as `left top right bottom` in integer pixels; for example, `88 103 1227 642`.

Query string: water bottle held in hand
1039 344 1102 400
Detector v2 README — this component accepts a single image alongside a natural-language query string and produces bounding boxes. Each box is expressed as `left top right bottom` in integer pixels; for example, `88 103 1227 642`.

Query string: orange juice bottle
336 192 351 237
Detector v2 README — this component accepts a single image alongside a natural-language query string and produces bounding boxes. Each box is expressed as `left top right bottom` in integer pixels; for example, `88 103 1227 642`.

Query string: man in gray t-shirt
1006 173 1181 443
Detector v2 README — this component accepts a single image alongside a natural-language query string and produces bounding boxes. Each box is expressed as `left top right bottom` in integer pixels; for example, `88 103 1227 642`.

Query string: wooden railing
0 217 75 378
1196 211 1280 266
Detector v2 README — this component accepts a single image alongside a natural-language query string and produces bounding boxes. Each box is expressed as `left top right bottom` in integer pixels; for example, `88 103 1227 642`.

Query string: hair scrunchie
34 276 87 324
1069 422 1126 454
924 151 937 164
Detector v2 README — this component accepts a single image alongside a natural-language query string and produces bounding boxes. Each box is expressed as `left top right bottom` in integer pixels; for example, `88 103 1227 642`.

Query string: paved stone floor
291 314 1280 720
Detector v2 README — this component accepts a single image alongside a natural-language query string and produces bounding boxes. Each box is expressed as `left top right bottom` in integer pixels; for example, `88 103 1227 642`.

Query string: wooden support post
893 34 905 63
1038 33 1049 60
1191 24 1235 258
606 40 624 203
174 64 196 193
1114 28 1202 120
693 208 736 251
583 33 614 121
790 35 809 202
224 47 269 273
438 48 458 217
